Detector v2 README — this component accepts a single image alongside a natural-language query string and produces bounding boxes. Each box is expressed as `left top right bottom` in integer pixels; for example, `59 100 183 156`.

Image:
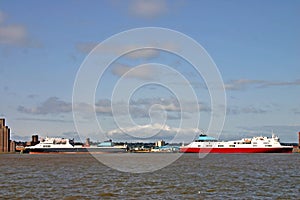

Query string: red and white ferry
180 134 293 153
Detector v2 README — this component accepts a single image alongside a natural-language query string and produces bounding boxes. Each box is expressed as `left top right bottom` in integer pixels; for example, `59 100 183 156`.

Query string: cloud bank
18 97 72 115
107 123 201 142
0 10 40 47
225 79 300 90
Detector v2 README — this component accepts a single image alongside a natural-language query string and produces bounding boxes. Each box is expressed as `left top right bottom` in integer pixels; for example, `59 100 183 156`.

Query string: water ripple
0 154 299 199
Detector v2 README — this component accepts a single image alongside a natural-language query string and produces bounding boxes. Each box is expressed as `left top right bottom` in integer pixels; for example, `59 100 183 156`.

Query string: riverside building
0 118 15 153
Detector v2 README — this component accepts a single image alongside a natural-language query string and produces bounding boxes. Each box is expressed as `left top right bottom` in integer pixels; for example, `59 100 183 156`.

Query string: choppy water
0 153 299 199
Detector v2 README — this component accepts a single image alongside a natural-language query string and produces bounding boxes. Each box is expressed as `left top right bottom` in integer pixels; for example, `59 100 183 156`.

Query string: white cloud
262 79 300 87
129 0 168 18
107 123 201 142
0 24 28 45
131 97 205 113
15 117 73 123
227 105 268 115
225 79 265 90
95 98 185 119
126 49 160 59
75 41 177 60
0 10 40 47
225 79 300 90
75 42 98 54
111 63 157 80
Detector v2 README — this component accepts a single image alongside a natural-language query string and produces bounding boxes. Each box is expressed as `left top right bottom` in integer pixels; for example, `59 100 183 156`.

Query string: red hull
180 147 293 153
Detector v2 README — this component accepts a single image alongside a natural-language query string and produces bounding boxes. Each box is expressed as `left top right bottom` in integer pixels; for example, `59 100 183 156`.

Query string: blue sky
0 0 299 143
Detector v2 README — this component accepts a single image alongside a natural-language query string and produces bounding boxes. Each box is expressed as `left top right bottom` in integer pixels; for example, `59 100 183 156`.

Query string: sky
0 0 299 143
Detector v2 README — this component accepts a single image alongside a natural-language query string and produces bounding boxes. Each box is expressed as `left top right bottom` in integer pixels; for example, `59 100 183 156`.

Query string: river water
0 153 299 199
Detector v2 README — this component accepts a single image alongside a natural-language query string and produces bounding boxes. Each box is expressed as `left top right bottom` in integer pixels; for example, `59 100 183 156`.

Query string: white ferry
25 137 128 154
180 134 293 153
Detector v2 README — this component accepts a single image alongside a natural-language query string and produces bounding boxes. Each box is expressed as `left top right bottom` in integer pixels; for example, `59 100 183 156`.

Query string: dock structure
298 132 300 153
290 132 300 153
298 132 300 148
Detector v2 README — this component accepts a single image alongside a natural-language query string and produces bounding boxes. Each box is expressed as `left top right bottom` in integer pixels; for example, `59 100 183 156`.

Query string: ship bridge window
265 145 272 147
